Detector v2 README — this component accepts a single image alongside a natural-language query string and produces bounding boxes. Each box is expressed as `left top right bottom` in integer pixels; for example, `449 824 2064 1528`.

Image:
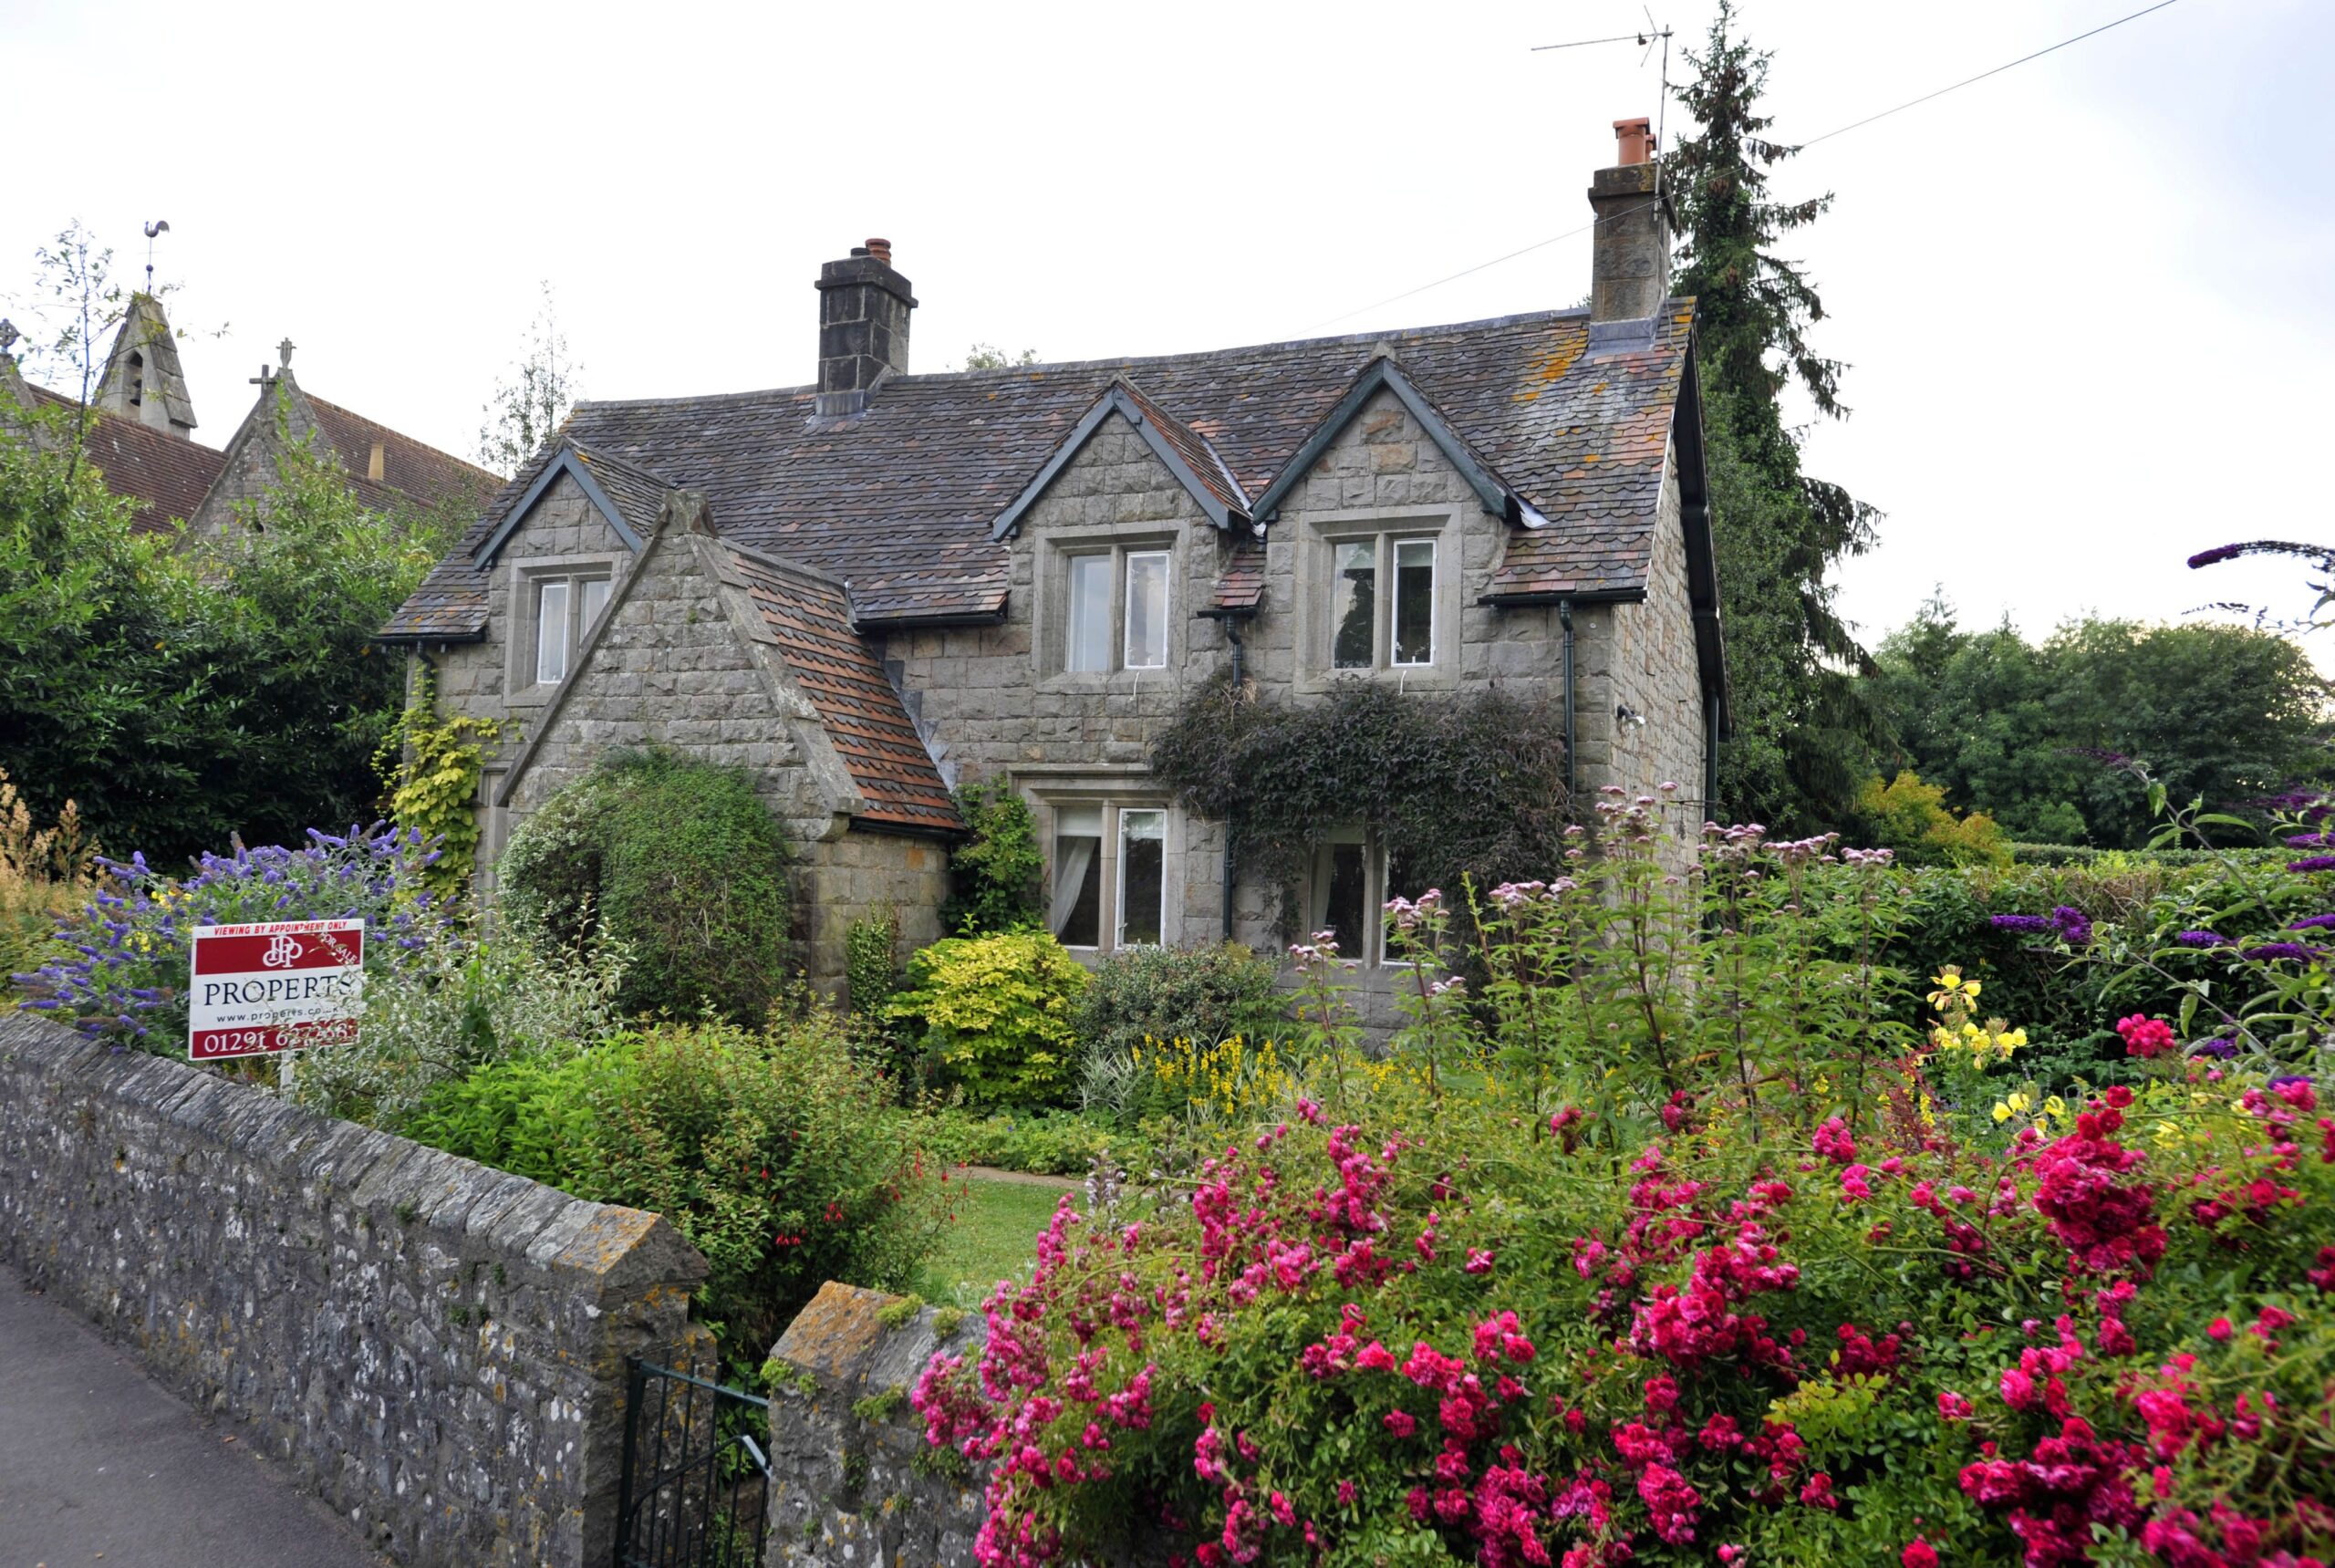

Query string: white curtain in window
1049 805 1104 938
1049 837 1097 935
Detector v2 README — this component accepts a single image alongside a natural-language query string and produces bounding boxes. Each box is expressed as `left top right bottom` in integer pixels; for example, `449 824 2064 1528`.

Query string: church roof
386 300 1697 639
16 379 225 532
302 393 502 516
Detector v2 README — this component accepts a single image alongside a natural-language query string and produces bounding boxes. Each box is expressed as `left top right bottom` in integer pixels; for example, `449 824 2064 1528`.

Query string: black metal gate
615 1357 773 1568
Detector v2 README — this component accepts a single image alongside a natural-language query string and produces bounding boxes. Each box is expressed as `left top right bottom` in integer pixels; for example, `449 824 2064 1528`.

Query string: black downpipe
1221 620 1246 940
1558 602 1577 814
1705 691 1720 825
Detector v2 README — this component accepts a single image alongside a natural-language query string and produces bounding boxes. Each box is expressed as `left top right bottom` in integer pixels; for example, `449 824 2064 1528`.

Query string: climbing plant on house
1149 675 1570 939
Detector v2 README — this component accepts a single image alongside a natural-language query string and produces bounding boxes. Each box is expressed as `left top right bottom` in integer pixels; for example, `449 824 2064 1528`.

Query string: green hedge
499 749 792 1021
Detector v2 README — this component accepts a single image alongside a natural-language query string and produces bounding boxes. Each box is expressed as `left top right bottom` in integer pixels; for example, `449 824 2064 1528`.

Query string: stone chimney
1587 117 1671 327
814 238 916 416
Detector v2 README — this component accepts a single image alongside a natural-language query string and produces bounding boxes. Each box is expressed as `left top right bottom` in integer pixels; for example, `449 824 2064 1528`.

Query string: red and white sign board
187 919 364 1061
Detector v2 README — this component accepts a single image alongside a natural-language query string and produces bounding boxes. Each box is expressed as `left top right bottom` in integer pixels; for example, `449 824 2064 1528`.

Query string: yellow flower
2007 1092 2030 1114
2044 1096 2068 1122
1992 1101 2014 1123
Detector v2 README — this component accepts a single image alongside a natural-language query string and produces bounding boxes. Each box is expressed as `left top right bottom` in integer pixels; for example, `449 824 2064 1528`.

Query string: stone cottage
0 296 497 534
379 120 1727 1013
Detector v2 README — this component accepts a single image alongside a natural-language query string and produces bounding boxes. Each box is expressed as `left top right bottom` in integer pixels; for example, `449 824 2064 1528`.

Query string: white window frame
1051 541 1175 677
509 556 617 700
1043 796 1175 953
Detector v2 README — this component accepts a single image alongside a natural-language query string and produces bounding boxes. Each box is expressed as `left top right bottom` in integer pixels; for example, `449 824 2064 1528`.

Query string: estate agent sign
188 919 365 1061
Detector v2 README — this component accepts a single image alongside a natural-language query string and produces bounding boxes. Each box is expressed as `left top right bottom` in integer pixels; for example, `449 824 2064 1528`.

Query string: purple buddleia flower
2050 906 2093 946
1990 914 2052 934
2242 941 2319 962
2289 857 2335 873
2175 930 2231 947
2288 914 2335 932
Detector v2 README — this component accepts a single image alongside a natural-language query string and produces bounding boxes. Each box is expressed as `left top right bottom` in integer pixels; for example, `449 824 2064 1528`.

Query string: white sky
6 0 2327 654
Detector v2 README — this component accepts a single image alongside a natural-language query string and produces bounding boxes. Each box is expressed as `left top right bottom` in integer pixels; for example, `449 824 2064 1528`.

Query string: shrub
942 779 1043 934
908 794 2335 1568
1071 941 1287 1070
292 920 629 1127
887 929 1089 1106
0 768 97 998
914 1106 1117 1178
402 1002 945 1358
1858 769 2008 867
18 823 444 1054
500 749 792 1021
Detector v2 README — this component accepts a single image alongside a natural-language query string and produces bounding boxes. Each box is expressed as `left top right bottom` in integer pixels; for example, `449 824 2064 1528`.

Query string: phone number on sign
192 1018 360 1058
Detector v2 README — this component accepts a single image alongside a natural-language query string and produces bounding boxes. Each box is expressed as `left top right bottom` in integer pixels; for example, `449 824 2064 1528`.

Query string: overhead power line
1307 0 2185 330
1801 0 2183 146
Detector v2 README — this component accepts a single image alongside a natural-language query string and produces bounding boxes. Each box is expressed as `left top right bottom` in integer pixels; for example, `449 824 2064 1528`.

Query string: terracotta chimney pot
1614 118 1655 166
865 237 893 265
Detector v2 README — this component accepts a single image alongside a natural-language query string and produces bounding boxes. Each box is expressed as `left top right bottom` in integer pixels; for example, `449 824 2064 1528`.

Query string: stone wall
761 1282 990 1568
0 1013 711 1568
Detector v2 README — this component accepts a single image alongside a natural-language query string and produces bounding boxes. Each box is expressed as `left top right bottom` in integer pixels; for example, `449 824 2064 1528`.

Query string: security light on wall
1616 703 1647 731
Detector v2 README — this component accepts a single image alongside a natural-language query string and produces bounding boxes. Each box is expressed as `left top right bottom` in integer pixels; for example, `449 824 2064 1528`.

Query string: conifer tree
1669 1 1879 830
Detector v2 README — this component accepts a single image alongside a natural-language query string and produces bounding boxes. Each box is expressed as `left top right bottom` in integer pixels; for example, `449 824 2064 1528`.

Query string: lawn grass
917 1176 1066 1306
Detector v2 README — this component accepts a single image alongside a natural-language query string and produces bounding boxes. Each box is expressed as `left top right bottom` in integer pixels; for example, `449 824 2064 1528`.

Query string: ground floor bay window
1308 827 1427 964
1047 802 1169 951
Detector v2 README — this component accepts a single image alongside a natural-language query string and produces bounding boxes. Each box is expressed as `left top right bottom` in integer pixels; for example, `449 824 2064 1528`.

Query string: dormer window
524 569 611 691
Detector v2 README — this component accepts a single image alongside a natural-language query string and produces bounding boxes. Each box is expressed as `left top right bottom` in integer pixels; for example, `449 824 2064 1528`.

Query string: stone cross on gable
0 319 18 361
251 338 296 389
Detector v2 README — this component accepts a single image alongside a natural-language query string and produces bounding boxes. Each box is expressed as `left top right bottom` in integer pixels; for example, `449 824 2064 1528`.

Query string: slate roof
24 382 225 532
722 545 961 834
387 299 1698 640
304 394 502 516
1116 379 1251 523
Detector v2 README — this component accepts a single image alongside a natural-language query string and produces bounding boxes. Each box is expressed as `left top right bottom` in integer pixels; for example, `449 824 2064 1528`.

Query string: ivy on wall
374 665 512 900
1149 675 1571 937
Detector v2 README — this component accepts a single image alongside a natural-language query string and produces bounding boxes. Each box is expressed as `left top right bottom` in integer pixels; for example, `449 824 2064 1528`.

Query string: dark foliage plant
499 748 791 1022
1072 940 1288 1064
1148 676 1570 939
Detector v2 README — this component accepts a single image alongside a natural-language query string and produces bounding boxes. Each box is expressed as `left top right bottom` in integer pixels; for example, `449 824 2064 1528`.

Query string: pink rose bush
911 802 2335 1566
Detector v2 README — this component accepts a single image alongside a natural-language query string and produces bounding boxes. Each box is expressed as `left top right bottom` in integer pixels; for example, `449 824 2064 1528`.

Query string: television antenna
1531 9 1675 159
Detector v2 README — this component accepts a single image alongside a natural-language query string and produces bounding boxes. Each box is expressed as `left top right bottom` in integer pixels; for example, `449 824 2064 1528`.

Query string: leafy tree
475 281 579 477
960 343 1039 370
1863 597 2331 847
0 397 447 865
1670 3 1879 831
